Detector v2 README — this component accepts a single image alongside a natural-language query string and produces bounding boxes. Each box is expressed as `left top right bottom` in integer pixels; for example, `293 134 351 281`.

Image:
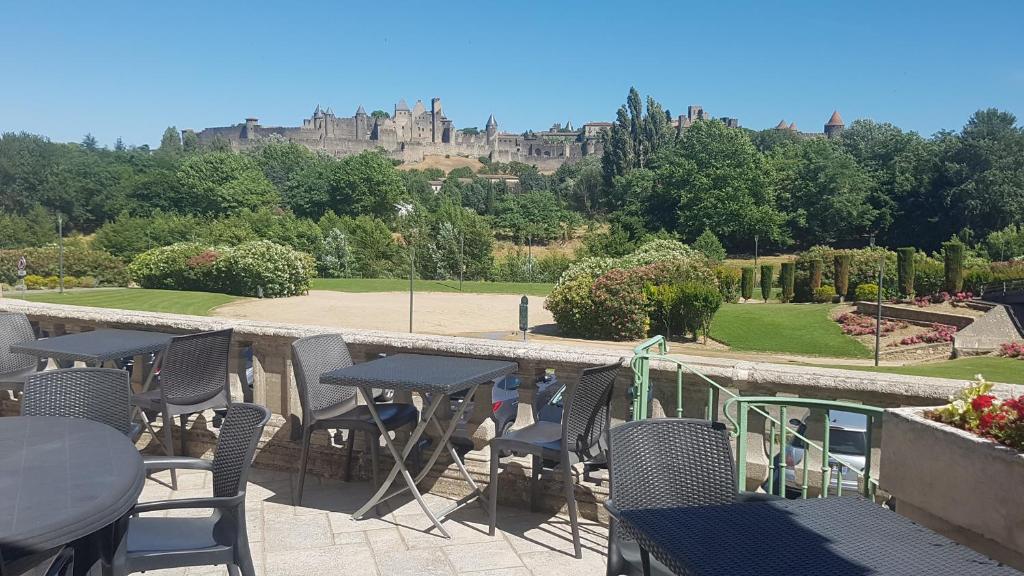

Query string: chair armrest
143 456 213 472
604 499 622 521
737 492 784 503
133 494 244 514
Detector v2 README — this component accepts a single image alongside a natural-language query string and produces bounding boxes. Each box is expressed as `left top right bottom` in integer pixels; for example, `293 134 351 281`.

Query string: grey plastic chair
488 361 622 559
22 367 138 438
0 312 42 393
133 329 233 489
604 418 779 576
290 334 419 502
122 402 270 576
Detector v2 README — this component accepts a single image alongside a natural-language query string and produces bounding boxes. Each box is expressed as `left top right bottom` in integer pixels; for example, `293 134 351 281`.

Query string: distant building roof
486 114 497 127
396 98 410 111
356 105 366 116
789 122 798 131
775 120 788 130
826 110 845 126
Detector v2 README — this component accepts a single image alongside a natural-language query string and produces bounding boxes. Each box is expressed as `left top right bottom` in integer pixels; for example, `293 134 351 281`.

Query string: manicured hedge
0 245 128 286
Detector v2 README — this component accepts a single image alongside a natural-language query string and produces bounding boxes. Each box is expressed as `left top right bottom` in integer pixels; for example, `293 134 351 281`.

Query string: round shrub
855 283 879 302
129 242 208 290
62 276 78 289
214 240 314 297
813 285 837 303
678 282 723 343
78 275 98 288
715 266 741 303
23 275 45 290
544 274 597 337
914 254 944 296
44 276 59 289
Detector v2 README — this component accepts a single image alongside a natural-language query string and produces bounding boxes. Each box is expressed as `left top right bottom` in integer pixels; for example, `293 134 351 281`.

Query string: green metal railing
630 335 884 499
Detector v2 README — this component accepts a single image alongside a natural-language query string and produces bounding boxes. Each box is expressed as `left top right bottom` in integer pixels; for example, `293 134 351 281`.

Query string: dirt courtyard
214 290 554 337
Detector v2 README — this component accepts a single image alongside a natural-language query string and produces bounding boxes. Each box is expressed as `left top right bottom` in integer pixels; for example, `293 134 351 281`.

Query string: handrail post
821 410 831 498
863 414 875 499
676 366 684 418
736 400 748 493
777 406 788 497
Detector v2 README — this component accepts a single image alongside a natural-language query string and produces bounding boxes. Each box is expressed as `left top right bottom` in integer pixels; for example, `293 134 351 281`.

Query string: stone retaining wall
2 299 1010 521
855 301 977 329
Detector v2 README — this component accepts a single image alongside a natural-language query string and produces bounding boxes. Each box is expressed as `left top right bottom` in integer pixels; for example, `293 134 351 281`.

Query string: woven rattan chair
22 368 138 438
121 402 270 576
133 329 233 489
488 361 622 559
605 418 777 576
0 312 43 393
290 334 420 502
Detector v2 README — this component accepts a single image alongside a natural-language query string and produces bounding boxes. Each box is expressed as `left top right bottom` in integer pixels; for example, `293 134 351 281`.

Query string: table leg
351 388 447 534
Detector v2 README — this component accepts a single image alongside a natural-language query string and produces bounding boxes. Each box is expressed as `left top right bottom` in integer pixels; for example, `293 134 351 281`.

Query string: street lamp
57 214 65 294
395 203 415 333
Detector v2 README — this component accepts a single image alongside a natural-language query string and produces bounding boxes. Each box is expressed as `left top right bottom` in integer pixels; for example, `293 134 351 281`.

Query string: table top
9 329 175 363
619 497 1021 576
321 353 517 395
0 416 145 559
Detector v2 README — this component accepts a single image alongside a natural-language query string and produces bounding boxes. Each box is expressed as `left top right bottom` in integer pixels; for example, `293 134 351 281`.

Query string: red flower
972 394 996 411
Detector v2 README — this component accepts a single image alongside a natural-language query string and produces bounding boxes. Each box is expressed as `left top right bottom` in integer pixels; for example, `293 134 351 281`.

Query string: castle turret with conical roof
485 114 497 144
775 120 788 130
824 110 845 138
355 105 368 140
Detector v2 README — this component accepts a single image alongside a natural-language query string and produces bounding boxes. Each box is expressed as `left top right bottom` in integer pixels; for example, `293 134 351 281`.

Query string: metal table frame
321 354 517 538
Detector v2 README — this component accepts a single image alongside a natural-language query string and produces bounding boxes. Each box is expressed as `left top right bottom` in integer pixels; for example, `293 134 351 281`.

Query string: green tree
81 133 98 150
601 88 676 184
370 110 390 120
693 230 726 262
181 131 200 153
176 152 279 215
158 126 182 156
247 138 316 191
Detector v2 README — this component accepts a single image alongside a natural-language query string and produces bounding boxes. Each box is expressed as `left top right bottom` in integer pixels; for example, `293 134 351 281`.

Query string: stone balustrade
2 299 1011 521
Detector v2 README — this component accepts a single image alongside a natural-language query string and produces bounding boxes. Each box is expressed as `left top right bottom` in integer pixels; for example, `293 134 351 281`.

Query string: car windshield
830 429 867 456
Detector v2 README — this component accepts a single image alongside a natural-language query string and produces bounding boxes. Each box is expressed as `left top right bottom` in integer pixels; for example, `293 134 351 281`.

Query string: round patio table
0 416 145 575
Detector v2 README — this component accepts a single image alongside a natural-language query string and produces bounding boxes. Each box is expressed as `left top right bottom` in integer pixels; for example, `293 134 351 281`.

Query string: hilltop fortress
185 98 845 170
186 97 610 171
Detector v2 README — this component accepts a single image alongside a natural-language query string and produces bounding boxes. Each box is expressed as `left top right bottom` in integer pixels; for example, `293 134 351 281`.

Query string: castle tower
242 118 258 140
430 98 443 143
394 99 411 141
355 105 368 140
775 120 789 130
824 110 845 138
485 114 497 145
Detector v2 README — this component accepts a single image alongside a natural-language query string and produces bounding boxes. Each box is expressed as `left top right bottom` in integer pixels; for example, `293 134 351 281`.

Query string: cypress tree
760 264 774 302
896 247 916 298
780 262 795 303
809 259 823 291
943 241 965 292
834 254 852 300
741 266 755 301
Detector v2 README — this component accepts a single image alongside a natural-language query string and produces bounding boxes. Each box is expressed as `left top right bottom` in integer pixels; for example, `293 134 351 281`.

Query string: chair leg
530 455 542 512
163 413 177 490
227 564 241 576
178 414 188 458
344 429 356 482
296 427 312 504
488 443 500 536
640 547 651 576
368 432 382 516
606 519 626 576
562 462 582 559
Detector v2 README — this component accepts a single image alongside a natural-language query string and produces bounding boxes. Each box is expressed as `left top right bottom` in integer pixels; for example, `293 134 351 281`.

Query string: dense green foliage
678 282 723 343
693 230 726 262
855 283 879 302
0 243 127 286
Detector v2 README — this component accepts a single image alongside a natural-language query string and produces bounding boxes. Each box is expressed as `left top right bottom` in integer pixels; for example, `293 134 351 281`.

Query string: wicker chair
132 329 233 489
290 334 420 502
0 312 43 393
605 418 777 576
22 368 138 438
488 361 622 559
121 403 270 576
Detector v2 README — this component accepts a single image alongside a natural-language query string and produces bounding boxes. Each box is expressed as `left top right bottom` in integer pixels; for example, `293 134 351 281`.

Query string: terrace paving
140 467 609 576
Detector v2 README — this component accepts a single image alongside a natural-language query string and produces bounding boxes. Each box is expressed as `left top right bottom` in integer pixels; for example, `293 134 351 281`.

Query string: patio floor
140 467 610 576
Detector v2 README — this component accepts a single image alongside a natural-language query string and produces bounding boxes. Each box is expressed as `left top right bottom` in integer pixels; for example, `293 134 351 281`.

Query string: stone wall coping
2 298 1015 402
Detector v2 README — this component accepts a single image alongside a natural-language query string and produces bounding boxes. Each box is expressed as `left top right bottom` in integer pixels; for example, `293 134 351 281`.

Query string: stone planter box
882 407 1024 569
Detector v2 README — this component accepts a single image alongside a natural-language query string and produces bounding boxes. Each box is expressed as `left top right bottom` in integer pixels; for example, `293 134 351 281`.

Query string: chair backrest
159 329 232 406
0 313 37 375
562 361 622 461
609 418 737 510
212 403 271 498
22 368 133 436
290 334 358 419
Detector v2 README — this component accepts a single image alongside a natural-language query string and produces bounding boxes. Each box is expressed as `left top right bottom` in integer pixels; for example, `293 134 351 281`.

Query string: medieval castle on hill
185 98 845 170
186 97 609 172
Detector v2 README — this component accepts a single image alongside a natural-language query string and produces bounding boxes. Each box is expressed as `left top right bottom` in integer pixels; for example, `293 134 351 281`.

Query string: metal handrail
631 335 884 499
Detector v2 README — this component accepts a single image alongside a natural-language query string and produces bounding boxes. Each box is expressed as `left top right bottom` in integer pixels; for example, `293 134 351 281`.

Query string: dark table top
619 497 1021 576
9 329 175 364
0 416 145 560
321 353 517 395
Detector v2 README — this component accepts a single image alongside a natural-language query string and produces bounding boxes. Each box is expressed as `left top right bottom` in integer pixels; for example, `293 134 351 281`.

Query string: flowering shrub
895 323 957 346
928 377 1024 451
912 291 973 307
835 312 906 336
999 342 1024 359
130 240 313 297
589 268 651 340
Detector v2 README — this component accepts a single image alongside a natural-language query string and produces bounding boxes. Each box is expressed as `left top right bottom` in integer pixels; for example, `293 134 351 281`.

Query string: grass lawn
827 357 1024 385
711 303 870 359
17 288 240 316
311 278 554 297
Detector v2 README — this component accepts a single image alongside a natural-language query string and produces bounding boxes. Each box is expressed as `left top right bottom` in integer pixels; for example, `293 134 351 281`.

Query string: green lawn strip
19 288 240 316
311 278 554 297
820 357 1024 385
711 303 870 359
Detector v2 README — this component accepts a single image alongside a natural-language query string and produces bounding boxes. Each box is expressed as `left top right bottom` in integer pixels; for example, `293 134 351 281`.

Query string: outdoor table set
320 353 517 537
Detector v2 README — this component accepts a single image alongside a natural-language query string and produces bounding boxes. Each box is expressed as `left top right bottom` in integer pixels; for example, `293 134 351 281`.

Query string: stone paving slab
139 468 608 576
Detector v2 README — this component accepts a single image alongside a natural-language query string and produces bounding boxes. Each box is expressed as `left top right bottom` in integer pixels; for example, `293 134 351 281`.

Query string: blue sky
2 0 1021 147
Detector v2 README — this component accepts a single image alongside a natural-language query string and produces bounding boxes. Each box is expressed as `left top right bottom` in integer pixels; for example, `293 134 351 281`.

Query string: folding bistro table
618 496 1021 576
0 416 145 576
9 329 175 392
320 353 517 538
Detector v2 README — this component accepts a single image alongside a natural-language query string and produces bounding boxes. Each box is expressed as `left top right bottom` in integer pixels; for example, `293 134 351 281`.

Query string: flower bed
999 342 1024 360
928 377 1024 451
894 323 957 346
835 312 907 336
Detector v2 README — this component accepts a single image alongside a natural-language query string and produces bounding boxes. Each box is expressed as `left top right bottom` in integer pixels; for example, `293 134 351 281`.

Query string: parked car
763 410 868 498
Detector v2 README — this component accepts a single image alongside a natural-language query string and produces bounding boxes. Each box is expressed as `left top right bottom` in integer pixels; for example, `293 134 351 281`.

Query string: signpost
15 255 27 298
519 296 529 341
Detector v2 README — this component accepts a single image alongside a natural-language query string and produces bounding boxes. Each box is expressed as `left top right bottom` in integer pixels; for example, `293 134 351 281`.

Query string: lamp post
395 203 415 333
58 214 64 294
